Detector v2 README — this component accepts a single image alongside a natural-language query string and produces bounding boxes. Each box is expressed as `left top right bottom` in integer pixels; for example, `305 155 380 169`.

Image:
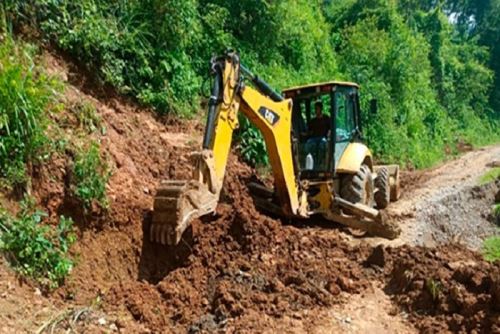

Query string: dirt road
388 145 500 249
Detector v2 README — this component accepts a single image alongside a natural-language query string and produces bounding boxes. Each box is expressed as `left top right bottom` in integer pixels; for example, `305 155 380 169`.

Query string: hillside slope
0 50 499 333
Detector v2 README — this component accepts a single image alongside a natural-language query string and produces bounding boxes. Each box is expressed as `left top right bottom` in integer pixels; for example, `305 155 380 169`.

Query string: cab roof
282 81 359 98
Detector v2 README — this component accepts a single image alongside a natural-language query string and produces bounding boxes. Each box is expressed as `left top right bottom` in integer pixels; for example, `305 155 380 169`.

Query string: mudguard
336 142 373 174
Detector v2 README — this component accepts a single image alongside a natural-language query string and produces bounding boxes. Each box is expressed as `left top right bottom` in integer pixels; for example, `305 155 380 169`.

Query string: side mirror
370 99 378 115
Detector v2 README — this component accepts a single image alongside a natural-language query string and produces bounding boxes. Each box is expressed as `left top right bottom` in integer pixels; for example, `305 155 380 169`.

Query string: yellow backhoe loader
150 51 401 245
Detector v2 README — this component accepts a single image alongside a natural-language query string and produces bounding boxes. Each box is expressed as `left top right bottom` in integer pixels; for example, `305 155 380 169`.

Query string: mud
27 57 379 331
384 245 500 333
104 157 376 332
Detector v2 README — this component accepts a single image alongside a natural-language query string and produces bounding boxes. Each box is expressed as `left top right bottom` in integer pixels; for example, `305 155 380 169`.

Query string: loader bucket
151 180 218 245
332 196 401 239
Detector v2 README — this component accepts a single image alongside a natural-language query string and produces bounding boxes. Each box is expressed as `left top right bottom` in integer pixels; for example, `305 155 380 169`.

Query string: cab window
335 88 356 142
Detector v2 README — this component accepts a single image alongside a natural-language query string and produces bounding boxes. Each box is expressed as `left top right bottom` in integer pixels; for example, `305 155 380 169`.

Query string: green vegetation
72 142 110 209
482 236 500 262
237 117 269 167
0 35 61 185
494 204 500 217
426 278 442 301
72 100 102 134
0 198 76 288
479 168 500 185
2 1 500 168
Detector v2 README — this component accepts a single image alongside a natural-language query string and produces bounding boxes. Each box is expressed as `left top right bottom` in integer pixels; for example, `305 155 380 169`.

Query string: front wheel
340 164 374 207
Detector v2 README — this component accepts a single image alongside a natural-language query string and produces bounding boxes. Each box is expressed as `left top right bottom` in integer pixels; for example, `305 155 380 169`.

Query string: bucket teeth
150 180 218 245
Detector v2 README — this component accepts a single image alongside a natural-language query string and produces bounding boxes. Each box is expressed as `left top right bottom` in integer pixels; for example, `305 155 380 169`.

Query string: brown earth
0 52 499 333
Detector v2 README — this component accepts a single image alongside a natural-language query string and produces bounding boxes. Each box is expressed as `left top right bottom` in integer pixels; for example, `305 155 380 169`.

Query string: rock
365 245 386 267
269 279 285 293
326 281 341 296
337 276 354 292
486 161 500 168
98 318 107 326
446 260 478 271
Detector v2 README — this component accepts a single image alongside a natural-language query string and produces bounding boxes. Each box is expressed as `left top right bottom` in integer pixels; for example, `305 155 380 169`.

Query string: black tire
340 164 374 206
374 167 390 209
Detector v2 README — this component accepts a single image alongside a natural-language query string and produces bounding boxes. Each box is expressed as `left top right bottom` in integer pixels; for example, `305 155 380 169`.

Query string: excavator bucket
151 151 221 245
150 180 213 244
151 180 218 245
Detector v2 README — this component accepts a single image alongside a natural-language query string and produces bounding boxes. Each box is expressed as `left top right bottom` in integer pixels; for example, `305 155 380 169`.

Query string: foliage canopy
2 0 499 167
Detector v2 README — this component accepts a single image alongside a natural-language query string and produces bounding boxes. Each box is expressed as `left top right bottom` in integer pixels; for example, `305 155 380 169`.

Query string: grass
72 100 102 134
425 278 442 301
482 236 500 262
493 204 500 217
0 35 61 186
479 167 500 185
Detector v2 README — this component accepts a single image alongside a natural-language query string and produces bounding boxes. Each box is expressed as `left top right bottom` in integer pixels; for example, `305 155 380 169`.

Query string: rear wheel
340 164 374 207
374 167 390 209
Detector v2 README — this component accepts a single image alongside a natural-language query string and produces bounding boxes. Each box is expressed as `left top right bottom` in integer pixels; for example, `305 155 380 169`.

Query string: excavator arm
151 52 307 245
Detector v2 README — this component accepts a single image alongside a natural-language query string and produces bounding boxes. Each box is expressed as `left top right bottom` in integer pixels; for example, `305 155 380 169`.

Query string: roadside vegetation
0 198 76 289
0 26 109 286
3 0 499 167
71 142 110 210
0 35 61 187
482 236 500 262
481 165 500 261
479 167 500 185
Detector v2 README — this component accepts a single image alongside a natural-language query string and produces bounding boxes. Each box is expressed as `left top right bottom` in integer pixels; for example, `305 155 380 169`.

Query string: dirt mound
104 156 376 332
384 245 500 333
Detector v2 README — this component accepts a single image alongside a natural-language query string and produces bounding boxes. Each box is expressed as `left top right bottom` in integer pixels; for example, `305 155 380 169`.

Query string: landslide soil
0 52 499 333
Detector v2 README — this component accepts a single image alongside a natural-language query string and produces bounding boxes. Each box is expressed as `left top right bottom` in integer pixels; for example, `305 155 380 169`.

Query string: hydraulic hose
202 61 222 149
240 64 284 102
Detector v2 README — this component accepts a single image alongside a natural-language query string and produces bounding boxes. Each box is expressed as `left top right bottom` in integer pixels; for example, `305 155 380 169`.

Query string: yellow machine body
151 52 400 245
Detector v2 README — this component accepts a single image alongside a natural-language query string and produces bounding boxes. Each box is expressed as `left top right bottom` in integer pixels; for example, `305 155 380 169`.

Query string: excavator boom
151 52 306 245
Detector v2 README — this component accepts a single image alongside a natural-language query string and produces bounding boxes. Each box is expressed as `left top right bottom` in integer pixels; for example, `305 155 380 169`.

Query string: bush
72 142 110 209
0 198 76 289
0 35 60 185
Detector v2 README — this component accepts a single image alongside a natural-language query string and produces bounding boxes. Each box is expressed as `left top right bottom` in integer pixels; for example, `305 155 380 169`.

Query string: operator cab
283 81 362 180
